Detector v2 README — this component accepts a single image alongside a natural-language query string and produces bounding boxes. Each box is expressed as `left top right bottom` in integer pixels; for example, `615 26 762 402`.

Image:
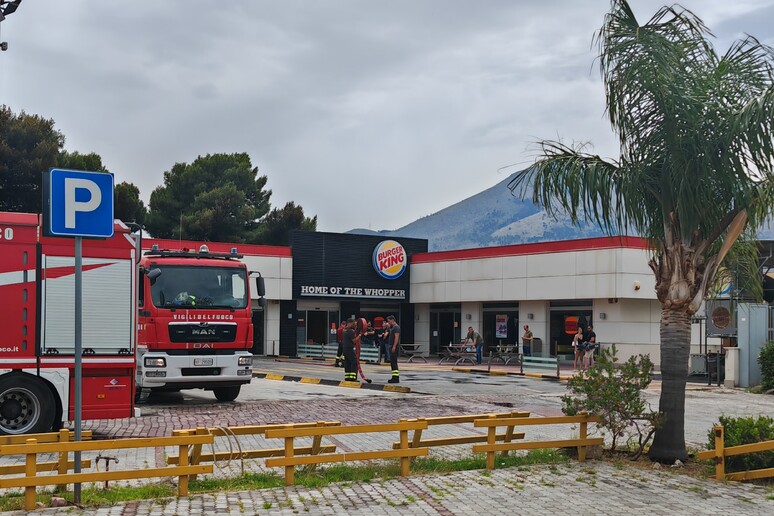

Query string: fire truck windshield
150 265 248 309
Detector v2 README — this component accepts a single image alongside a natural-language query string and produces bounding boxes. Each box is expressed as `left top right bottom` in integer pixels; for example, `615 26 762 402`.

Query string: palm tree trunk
648 308 691 462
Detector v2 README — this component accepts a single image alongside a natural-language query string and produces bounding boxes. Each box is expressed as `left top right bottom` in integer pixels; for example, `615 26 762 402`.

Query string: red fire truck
136 241 264 402
0 212 137 435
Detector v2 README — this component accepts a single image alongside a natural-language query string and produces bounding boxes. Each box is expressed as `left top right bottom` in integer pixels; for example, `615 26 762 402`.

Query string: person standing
463 326 484 365
386 315 401 383
335 320 346 367
377 321 391 365
583 325 597 369
342 318 360 382
572 326 583 370
522 325 533 356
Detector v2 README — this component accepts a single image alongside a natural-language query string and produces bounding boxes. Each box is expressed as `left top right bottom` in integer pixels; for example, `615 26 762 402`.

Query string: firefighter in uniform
342 317 360 382
386 315 401 383
335 320 346 367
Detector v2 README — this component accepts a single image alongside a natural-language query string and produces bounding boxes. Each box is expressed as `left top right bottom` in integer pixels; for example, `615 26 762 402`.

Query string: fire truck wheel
0 374 56 435
213 386 241 402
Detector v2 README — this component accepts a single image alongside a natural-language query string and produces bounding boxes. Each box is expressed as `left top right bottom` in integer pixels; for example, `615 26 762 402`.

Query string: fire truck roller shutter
0 372 56 435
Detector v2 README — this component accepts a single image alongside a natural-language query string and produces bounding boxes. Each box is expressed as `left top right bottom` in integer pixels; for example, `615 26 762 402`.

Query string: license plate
194 358 214 366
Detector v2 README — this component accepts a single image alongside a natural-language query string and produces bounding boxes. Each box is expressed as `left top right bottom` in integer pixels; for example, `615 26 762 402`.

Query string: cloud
1 0 769 233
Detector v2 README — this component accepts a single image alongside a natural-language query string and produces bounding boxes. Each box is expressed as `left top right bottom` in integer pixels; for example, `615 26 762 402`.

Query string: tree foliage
509 0 774 462
145 153 271 242
56 150 109 173
759 341 774 393
257 201 317 246
114 182 147 225
0 106 64 213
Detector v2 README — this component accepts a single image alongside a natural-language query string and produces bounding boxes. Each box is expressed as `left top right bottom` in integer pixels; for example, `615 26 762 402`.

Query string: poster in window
496 314 508 339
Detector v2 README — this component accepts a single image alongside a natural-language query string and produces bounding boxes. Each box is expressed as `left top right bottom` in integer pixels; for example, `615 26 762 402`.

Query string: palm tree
509 0 774 461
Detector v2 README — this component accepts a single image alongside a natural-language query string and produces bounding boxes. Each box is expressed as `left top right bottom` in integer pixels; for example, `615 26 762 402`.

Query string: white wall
411 248 656 304
410 246 668 364
414 303 430 353
241 255 293 301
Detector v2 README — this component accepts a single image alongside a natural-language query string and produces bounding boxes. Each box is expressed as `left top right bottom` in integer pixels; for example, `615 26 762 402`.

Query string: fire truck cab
136 244 264 402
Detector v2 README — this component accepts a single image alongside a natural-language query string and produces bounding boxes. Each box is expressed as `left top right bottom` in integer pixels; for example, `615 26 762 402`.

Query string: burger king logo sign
373 240 407 279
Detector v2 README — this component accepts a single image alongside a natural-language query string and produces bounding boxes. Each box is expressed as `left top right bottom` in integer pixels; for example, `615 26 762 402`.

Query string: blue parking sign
44 168 115 238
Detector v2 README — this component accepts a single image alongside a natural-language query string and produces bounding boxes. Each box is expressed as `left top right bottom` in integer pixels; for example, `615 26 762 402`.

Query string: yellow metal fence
0 431 213 511
0 412 606 508
697 425 774 481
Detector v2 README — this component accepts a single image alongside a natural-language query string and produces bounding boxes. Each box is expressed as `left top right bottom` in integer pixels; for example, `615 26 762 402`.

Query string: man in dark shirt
377 321 391 364
342 318 360 382
583 325 597 369
386 315 401 383
463 326 485 365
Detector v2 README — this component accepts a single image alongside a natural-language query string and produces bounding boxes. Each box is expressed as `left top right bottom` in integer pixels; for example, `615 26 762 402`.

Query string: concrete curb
253 371 411 393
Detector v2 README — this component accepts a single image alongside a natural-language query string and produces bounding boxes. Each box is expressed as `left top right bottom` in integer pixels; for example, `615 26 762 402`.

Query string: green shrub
707 415 774 473
562 344 661 458
759 341 774 393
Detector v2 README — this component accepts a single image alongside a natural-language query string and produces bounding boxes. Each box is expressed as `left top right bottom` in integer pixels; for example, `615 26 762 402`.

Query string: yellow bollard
485 414 497 470
56 429 70 491
399 420 410 477
24 438 37 511
178 431 189 497
578 419 588 462
284 436 295 486
714 426 725 480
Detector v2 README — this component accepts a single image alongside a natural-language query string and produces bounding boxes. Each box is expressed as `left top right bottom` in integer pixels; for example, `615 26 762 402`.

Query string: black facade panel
400 303 415 344
279 300 298 356
290 231 428 301
340 301 360 321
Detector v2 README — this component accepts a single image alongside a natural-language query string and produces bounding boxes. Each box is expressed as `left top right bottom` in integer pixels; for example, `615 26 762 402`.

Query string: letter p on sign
45 169 115 238
64 178 102 228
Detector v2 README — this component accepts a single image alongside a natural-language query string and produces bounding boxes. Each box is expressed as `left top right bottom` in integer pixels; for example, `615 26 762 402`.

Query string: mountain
349 170 607 251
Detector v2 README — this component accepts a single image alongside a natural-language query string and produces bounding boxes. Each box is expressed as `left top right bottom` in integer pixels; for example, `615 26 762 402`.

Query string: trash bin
706 353 725 384
531 337 542 357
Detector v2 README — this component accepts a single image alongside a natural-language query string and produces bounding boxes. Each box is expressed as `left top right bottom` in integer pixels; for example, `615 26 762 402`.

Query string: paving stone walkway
9 461 773 515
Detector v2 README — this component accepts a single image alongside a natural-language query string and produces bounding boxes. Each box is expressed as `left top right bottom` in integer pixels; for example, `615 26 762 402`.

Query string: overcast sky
2 1 773 233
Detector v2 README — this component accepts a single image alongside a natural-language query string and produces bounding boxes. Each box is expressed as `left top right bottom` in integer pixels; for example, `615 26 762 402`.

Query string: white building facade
151 234 701 368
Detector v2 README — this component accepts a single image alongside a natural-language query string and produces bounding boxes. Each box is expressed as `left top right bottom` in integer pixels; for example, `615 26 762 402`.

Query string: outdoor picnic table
399 343 427 363
490 344 521 365
438 343 478 366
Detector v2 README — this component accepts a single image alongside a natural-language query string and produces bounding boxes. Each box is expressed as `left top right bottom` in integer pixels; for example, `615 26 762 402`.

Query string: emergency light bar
143 247 244 260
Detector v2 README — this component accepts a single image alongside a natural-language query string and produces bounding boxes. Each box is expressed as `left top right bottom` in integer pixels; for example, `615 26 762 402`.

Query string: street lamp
0 1 23 52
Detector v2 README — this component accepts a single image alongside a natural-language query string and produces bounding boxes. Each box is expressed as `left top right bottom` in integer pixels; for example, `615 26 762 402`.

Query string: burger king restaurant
139 227 774 388
163 232 691 368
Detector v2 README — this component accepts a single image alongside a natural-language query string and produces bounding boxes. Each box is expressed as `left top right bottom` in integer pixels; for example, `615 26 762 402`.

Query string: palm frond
508 141 627 235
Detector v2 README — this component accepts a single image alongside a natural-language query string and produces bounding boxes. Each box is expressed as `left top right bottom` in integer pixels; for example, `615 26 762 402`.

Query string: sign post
43 168 114 504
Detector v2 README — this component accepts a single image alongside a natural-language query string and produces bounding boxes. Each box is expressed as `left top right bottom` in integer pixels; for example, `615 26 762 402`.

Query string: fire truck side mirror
146 268 162 284
255 275 266 297
258 297 267 308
